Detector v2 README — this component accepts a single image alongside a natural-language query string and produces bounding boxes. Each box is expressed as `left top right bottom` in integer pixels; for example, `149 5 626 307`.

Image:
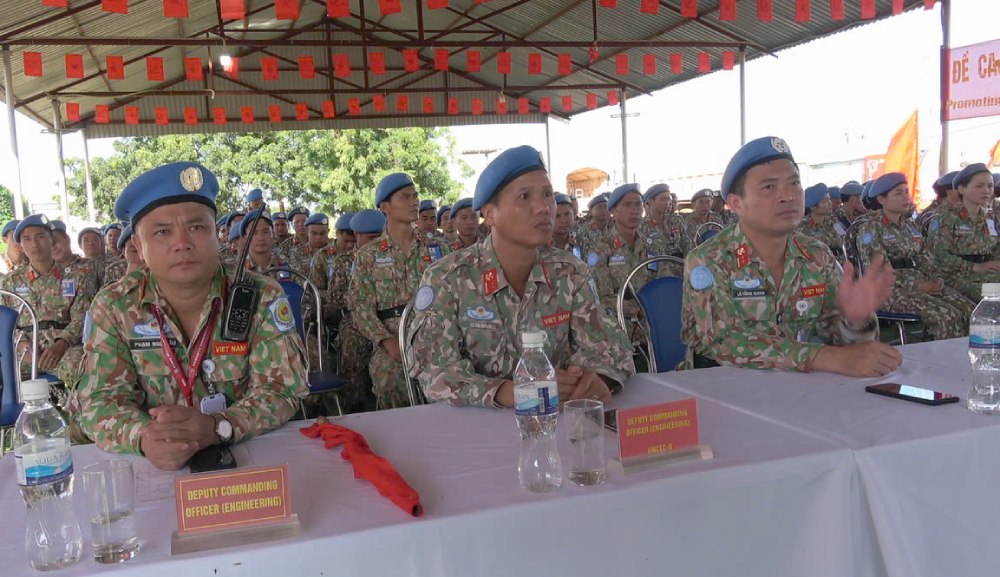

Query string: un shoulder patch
689 265 714 291
586 252 600 267
414 285 435 311
82 312 93 343
269 296 296 333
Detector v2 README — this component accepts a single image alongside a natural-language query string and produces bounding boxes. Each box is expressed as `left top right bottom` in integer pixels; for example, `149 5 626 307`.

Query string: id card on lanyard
150 298 222 407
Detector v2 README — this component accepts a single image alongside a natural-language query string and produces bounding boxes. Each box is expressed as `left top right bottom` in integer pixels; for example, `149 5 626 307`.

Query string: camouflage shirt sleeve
926 211 975 274
55 265 98 345
349 245 393 345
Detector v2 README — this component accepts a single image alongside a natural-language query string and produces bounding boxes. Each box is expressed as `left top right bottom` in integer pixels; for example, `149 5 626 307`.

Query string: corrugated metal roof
0 0 932 137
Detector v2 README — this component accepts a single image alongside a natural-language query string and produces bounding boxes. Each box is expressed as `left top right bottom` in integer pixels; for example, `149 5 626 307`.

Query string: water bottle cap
520 331 547 347
19 379 50 401
983 283 1000 297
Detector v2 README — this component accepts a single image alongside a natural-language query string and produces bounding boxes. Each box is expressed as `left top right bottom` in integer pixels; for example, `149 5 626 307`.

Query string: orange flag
883 110 922 206
989 139 1000 168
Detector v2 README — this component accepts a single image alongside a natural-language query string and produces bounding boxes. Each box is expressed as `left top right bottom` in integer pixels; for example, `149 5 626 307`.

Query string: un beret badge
179 167 203 192
770 138 790 153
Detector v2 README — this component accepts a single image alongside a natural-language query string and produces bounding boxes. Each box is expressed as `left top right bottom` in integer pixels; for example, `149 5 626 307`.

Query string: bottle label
14 443 74 486
970 325 1000 349
514 381 559 416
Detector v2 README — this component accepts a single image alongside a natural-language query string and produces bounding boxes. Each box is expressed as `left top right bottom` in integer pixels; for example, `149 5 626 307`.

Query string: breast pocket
204 353 252 406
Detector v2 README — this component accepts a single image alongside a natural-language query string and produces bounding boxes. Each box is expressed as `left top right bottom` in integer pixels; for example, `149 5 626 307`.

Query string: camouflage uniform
797 215 847 259
277 236 315 275
576 221 612 255
71 266 308 454
329 252 371 412
686 212 725 246
682 224 877 371
407 235 635 407
925 205 1000 301
104 258 129 285
588 230 661 344
87 254 110 287
637 215 689 276
0 259 99 385
855 211 974 340
551 235 583 260
350 231 449 409
719 209 739 227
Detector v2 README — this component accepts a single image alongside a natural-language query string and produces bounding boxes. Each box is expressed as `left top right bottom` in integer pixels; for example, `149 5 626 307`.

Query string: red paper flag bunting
642 53 656 75
891 0 904 14
757 0 772 21
327 0 349 17
466 50 481 72
427 0 448 8
370 52 386 74
124 106 140 125
275 0 299 19
378 0 401 15
220 0 244 19
829 0 844 20
65 102 80 122
241 106 254 124
615 54 629 75
719 0 736 20
373 95 386 113
163 0 188 18
184 107 198 125
518 98 529 114
670 53 682 74
65 54 83 79
434 49 449 72
698 52 711 73
23 52 43 77
155 107 169 126
422 97 434 114
322 100 336 118
528 53 543 75
860 0 875 19
262 57 279 81
396 95 409 112
586 94 597 109
295 103 309 120
471 98 484 115
334 54 351 78
599 0 616 7
561 95 573 112
184 57 203 81
588 47 600 64
608 91 619 106
298 56 315 79
42 0 68 7
213 107 227 124
106 55 124 80
558 53 572 75
447 98 459 115
102 0 128 14
403 50 420 72
640 0 658 14
95 105 110 124
681 0 697 18
497 52 511 74
223 56 239 78
147 57 164 81
722 51 735 70
925 0 936 8
539 97 551 114
268 105 282 122
794 0 810 22
496 99 508 115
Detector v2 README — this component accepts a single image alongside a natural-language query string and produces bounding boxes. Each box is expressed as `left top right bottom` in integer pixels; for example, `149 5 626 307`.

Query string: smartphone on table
864 383 959 406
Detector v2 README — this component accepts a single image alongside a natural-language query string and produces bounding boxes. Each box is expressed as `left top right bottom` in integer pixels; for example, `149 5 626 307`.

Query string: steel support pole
544 115 552 176
938 0 951 174
2 46 25 218
81 131 95 223
739 46 747 145
620 91 628 182
51 99 70 221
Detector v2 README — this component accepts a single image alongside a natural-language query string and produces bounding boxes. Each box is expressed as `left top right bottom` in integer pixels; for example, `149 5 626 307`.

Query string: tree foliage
64 128 473 222
0 184 15 254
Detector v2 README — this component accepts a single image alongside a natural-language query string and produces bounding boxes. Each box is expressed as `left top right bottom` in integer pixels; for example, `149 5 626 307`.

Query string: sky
2 2 999 221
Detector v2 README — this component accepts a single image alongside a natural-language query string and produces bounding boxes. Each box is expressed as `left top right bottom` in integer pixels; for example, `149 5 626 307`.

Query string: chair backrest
278 280 306 337
264 266 325 372
695 222 723 245
844 219 868 276
616 255 686 373
398 300 423 407
0 305 22 426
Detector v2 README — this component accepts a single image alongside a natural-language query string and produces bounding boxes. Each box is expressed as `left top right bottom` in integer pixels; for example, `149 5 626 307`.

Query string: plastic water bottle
968 283 1000 414
513 331 562 492
13 379 82 571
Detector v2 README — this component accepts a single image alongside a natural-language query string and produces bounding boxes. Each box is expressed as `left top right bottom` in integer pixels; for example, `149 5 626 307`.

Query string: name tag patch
733 289 768 299
61 279 76 297
129 337 177 351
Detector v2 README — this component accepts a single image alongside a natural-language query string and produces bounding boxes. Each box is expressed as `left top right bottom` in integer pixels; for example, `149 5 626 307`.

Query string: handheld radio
222 207 267 341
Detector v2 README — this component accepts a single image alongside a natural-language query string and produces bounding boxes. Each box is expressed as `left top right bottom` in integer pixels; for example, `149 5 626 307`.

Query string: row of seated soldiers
795 165 1000 341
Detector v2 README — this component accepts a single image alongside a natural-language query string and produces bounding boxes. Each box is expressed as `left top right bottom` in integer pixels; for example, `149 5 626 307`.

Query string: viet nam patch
689 265 714 291
269 296 296 333
414 285 435 311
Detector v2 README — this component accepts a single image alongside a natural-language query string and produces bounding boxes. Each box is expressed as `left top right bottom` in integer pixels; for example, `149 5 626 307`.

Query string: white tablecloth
0 379 879 577
636 338 1000 577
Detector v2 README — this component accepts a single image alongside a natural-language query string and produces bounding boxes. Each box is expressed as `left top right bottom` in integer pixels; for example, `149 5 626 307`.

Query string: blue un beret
554 193 572 206
238 209 272 238
49 220 67 233
2 220 20 238
335 212 355 232
245 188 264 203
228 224 242 241
376 173 415 207
827 185 840 200
934 171 959 191
870 173 907 198
419 200 436 212
117 225 133 251
272 211 288 222
114 161 218 225
587 193 609 210
101 223 122 235
860 180 875 199
436 205 451 225
288 207 310 219
77 227 102 246
14 214 51 243
840 181 863 197
351 210 387 234
954 163 992 189
451 198 474 219
216 215 227 228
720 136 795 199
643 183 670 203
608 183 641 211
223 211 246 228
804 183 829 208
473 145 547 212
305 213 329 227
691 188 713 203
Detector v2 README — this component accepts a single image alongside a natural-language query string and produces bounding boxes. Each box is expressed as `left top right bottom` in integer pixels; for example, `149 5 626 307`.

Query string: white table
0 379 879 577
636 338 998 577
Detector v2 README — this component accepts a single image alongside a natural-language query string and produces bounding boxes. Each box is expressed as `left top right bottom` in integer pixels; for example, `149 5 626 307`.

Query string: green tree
64 128 472 222
0 184 22 255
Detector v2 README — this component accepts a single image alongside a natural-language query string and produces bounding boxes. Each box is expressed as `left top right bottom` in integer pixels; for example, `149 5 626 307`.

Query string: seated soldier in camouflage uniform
103 225 145 284
276 207 311 272
551 194 582 259
638 183 690 272
72 162 308 471
797 183 847 260
409 145 634 408
0 215 99 387
576 193 612 255
437 205 456 243
682 137 903 377
271 211 291 245
309 213 355 327
837 181 867 226
449 198 482 250
416 200 440 239
855 172 974 340
917 172 960 234
3 219 28 274
926 163 1000 301
78 227 107 286
687 188 725 247
49 220 84 270
103 223 124 264
711 190 739 226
